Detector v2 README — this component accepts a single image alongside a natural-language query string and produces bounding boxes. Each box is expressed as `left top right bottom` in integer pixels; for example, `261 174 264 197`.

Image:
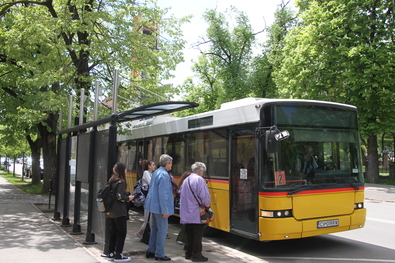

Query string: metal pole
61 135 71 227
58 110 63 131
84 126 97 244
68 95 73 128
71 89 85 234
112 70 119 114
79 88 85 125
52 137 61 221
94 81 100 121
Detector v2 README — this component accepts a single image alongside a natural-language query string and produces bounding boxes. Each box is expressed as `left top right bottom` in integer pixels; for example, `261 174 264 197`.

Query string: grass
376 178 395 185
0 171 43 195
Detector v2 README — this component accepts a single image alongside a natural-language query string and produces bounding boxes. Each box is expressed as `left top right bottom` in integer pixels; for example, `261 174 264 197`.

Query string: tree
248 1 296 99
0 0 188 192
274 0 395 182
185 7 256 110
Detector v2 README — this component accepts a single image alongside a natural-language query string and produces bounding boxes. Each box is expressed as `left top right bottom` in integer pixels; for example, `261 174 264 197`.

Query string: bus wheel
203 226 219 237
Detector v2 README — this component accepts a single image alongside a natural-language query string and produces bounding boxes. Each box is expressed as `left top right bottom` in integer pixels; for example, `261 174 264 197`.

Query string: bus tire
202 225 219 237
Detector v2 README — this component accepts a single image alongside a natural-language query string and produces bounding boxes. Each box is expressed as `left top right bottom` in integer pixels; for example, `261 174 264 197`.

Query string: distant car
40 159 44 178
24 158 44 179
0 157 10 166
23 158 32 177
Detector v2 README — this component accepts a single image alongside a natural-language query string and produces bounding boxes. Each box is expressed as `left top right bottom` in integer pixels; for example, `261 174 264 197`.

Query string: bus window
145 139 154 163
118 141 137 173
187 133 203 167
164 134 185 176
205 130 228 178
262 128 363 188
186 130 228 178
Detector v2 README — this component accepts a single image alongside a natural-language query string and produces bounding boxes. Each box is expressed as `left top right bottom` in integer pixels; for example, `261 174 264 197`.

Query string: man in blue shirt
145 154 174 261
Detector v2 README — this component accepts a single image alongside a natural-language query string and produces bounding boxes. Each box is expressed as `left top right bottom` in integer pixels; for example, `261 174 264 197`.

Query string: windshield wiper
287 183 334 195
347 182 359 190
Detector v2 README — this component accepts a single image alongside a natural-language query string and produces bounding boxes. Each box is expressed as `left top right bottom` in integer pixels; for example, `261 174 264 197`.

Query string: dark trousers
185 223 205 258
108 216 127 255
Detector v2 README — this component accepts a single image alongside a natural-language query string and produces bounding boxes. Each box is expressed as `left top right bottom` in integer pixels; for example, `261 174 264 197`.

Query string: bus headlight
260 209 292 218
354 202 364 209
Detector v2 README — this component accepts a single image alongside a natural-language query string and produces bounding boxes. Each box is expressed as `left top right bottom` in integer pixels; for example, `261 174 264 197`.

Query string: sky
156 0 294 87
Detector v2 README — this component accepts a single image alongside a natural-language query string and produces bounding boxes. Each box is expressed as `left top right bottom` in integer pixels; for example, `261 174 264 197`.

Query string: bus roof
117 98 357 141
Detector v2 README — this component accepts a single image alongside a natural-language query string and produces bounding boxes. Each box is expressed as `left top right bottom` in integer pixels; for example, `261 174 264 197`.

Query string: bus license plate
317 219 339 228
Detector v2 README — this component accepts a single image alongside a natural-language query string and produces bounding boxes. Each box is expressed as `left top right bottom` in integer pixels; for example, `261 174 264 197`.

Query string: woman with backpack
107 162 134 262
136 159 156 238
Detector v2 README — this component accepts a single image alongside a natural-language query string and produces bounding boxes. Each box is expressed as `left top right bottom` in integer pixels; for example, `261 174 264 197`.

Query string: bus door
230 130 258 238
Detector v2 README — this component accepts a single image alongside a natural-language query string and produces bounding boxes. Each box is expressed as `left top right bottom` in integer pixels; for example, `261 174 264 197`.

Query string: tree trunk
38 112 59 193
26 135 42 185
366 134 379 183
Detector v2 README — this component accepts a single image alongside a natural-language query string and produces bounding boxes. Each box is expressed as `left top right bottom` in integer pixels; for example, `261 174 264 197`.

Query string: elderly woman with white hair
179 162 211 262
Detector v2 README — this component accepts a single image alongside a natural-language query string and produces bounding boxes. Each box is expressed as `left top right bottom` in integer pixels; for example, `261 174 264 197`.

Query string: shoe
185 254 192 260
114 254 131 262
107 252 115 261
155 256 171 261
146 251 155 258
192 256 208 262
176 241 184 245
166 234 170 239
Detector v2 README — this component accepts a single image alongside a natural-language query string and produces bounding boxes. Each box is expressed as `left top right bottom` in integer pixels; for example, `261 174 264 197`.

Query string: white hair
191 162 206 173
159 154 173 166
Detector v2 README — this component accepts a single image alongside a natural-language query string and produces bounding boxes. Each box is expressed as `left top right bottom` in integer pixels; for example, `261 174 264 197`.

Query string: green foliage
181 7 256 112
375 178 395 186
0 171 43 194
256 3 296 98
275 0 395 182
1 0 189 192
276 0 395 139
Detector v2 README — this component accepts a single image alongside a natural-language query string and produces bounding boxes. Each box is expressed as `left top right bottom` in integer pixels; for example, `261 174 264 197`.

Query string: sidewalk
364 183 395 203
0 175 100 263
0 175 260 263
1 174 393 263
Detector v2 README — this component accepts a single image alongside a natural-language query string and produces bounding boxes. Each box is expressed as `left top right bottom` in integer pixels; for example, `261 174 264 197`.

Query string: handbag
188 178 214 224
141 212 151 245
199 206 214 224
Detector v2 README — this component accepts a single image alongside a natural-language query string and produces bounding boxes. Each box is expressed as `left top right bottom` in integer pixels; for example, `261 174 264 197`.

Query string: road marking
367 217 395 225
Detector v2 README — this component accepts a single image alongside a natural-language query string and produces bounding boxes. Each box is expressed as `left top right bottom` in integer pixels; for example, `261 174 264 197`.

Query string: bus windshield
261 104 364 189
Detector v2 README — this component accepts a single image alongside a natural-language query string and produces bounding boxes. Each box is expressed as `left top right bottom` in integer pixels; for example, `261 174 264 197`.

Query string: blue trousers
147 213 168 258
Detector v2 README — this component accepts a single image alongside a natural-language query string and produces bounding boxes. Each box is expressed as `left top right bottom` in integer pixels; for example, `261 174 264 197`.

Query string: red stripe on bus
170 176 229 184
259 186 365 196
206 179 229 184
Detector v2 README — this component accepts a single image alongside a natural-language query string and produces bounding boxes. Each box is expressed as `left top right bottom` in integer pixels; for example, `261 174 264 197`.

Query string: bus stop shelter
54 101 198 253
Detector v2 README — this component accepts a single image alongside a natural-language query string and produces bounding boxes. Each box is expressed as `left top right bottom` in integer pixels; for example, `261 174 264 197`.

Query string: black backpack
132 179 148 207
97 182 114 213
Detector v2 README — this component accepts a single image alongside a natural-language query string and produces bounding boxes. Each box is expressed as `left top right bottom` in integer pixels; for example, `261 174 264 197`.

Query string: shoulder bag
187 178 214 224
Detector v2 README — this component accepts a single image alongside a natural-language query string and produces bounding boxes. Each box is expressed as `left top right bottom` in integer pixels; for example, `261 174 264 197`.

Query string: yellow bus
118 97 366 241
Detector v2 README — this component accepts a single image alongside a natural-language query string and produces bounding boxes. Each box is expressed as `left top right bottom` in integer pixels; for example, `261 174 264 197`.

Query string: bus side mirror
266 130 278 153
265 129 290 153
275 130 290 141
